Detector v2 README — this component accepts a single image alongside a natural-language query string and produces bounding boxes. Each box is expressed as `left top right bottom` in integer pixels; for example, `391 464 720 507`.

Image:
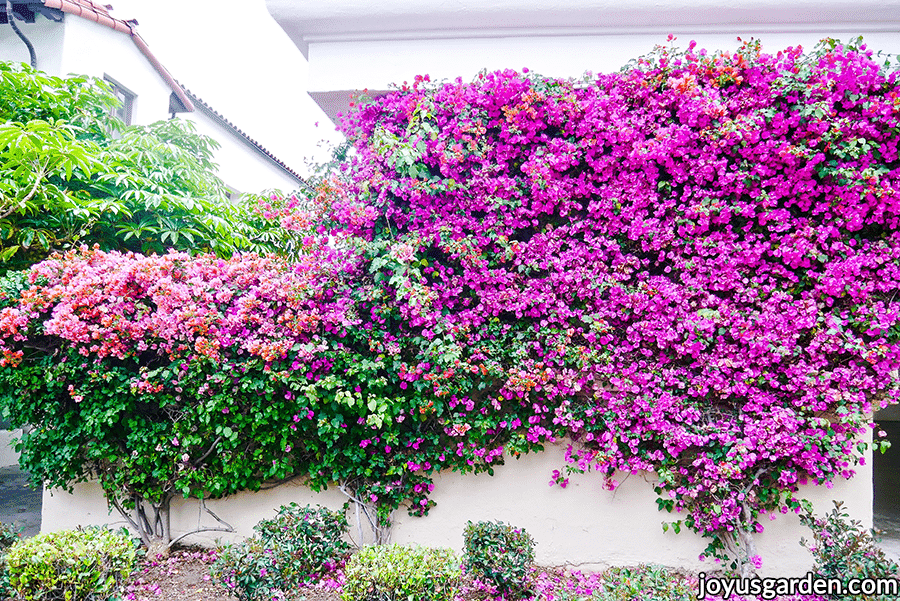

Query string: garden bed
123 546 694 601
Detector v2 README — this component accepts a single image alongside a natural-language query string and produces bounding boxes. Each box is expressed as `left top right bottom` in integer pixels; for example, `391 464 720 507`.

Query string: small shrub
211 503 351 601
0 522 19 552
341 544 461 601
463 520 535 598
211 537 287 601
592 565 693 601
800 500 899 599
254 502 351 577
4 526 136 601
0 522 21 601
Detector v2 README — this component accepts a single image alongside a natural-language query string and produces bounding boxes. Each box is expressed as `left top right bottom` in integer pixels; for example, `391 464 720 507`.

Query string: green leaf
0 245 19 261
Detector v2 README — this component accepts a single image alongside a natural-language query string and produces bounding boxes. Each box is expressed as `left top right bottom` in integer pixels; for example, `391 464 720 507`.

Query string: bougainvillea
334 37 900 567
1 38 899 570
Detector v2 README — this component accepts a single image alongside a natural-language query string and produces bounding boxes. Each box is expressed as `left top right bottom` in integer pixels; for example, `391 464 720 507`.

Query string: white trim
302 22 900 44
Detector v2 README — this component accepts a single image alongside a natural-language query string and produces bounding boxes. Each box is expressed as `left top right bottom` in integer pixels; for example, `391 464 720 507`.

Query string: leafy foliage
0 61 116 137
800 500 899 599
0 522 18 552
211 502 351 600
212 537 288 601
341 544 461 601
591 565 695 601
463 520 535 598
0 522 20 599
4 527 136 601
254 503 351 572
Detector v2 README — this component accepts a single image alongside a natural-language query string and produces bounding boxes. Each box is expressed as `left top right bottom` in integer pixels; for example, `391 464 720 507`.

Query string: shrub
0 522 21 600
463 520 535 598
211 503 350 601
254 502 351 577
800 500 899 599
4 526 136 601
211 537 287 601
341 544 461 601
0 521 19 552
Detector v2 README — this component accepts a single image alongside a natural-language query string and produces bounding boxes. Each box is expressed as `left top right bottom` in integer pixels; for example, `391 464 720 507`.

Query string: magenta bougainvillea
335 37 900 562
0 38 898 566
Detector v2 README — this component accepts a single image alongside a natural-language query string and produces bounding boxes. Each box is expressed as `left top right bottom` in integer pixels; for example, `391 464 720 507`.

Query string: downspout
5 0 36 68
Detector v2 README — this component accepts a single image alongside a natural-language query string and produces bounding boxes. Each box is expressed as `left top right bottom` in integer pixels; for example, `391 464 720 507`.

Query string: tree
0 62 301 270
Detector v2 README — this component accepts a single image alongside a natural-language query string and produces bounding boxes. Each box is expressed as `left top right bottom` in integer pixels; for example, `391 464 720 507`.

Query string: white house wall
57 17 172 124
308 31 900 98
267 0 900 119
184 110 305 194
0 429 21 467
1 13 302 192
0 15 63 75
41 439 872 577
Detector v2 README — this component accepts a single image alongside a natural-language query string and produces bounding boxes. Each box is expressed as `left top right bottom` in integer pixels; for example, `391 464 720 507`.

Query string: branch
166 497 235 549
192 436 222 467
136 500 153 537
259 472 305 490
0 159 50 220
167 527 235 548
338 480 393 545
18 164 47 208
109 496 147 547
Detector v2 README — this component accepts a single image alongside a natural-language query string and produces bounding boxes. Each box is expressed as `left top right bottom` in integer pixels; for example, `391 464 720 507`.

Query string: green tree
0 61 301 269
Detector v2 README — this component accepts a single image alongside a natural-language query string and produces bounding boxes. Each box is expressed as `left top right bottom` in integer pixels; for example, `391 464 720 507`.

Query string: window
104 75 135 126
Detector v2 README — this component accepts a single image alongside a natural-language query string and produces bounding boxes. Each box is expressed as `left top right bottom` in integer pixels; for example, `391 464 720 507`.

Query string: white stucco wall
308 31 900 93
184 109 305 194
41 438 872 577
57 17 173 124
0 14 64 74
1 12 303 192
0 429 21 468
267 0 900 120
0 13 172 124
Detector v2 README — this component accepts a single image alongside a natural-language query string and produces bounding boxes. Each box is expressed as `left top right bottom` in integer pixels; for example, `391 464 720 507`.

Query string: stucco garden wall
41 438 872 578
0 429 21 468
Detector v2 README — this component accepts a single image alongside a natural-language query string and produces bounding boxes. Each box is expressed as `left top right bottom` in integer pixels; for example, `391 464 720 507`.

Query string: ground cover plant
0 37 898 572
341 544 461 601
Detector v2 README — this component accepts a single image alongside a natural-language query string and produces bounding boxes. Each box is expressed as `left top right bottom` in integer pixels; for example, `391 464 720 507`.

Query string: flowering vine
0 38 898 570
